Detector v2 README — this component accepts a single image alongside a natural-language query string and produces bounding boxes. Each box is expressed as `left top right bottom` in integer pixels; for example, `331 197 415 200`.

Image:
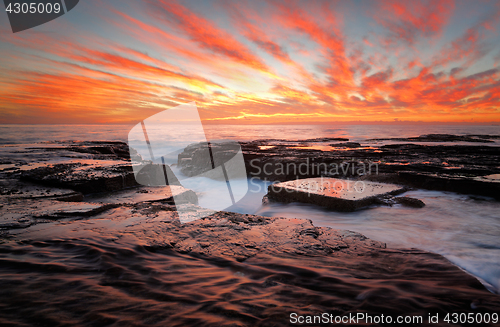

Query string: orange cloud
374 0 455 46
0 0 499 124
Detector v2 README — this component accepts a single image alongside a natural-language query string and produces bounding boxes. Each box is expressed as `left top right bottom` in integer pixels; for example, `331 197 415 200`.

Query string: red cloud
1 0 499 124
145 0 272 74
375 0 455 45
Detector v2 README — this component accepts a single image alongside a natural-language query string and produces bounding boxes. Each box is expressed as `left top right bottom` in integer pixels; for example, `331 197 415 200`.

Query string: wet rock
1 200 500 321
0 221 32 230
300 137 349 142
237 136 500 199
177 142 213 177
56 193 84 202
133 163 181 186
0 179 83 201
0 198 118 229
394 196 425 208
7 137 498 201
20 163 139 194
178 141 242 178
398 171 500 200
467 134 500 140
11 141 136 162
32 202 119 219
57 205 388 259
60 141 134 160
266 178 406 211
330 142 361 148
86 185 198 206
0 141 149 194
369 133 497 143
251 137 349 143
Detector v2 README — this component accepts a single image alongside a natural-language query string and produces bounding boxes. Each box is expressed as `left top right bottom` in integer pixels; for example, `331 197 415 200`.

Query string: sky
0 0 500 124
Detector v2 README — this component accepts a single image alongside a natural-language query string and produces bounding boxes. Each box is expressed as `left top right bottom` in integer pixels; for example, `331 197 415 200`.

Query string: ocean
1 123 500 145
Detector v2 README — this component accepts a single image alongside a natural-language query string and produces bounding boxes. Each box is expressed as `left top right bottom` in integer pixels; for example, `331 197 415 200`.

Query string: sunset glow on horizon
1 0 500 124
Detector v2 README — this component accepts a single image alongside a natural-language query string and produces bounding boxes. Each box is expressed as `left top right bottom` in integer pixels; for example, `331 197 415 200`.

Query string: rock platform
266 177 407 211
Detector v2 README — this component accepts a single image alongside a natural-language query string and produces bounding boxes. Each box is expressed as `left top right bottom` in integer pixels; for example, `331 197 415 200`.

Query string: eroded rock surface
1 204 499 327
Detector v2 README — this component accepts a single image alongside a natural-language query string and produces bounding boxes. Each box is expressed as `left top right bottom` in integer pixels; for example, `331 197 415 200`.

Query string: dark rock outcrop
20 163 138 194
330 142 361 148
179 134 500 200
369 133 497 143
398 171 500 200
178 141 241 177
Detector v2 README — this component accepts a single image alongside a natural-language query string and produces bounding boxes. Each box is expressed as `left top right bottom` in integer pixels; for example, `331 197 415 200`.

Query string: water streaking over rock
245 184 500 295
1 206 500 326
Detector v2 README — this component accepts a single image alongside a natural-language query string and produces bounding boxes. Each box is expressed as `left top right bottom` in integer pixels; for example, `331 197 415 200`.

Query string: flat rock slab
0 178 83 201
1 142 153 195
267 178 406 211
0 199 117 230
86 185 198 205
19 162 138 194
32 202 117 219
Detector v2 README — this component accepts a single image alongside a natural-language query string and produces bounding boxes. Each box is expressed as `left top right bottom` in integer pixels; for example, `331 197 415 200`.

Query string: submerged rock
394 196 425 208
369 133 497 143
300 137 349 142
330 142 361 148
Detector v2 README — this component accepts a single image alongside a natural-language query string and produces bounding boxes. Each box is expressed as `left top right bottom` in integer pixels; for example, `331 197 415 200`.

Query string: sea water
1 123 500 145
